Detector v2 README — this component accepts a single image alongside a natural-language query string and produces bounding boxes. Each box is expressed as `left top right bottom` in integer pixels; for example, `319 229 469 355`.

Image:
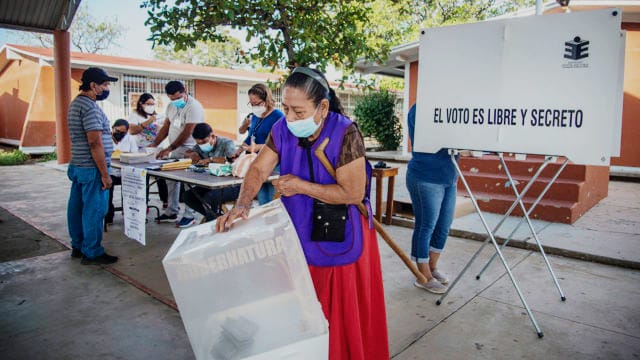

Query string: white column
401 63 411 156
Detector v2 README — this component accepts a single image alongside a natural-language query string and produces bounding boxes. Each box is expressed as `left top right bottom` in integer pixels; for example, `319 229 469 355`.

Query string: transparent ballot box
163 200 328 360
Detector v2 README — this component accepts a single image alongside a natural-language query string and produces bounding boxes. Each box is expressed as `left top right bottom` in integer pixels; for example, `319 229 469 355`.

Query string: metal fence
121 74 195 116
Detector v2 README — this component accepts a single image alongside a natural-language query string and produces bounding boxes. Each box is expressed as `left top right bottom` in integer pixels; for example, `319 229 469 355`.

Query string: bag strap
299 137 315 183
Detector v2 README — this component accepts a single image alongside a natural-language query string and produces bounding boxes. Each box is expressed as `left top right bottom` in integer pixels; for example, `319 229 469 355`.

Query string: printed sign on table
121 166 147 246
414 8 625 165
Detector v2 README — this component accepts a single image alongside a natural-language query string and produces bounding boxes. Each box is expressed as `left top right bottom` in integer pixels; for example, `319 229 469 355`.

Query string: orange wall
612 23 640 167
408 61 418 108
0 59 39 141
406 61 419 151
21 66 57 146
2 62 82 148
195 79 238 140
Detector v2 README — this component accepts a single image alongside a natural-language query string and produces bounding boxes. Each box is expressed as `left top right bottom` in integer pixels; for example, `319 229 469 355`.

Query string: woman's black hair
135 93 156 117
112 119 129 130
192 123 213 140
284 67 344 115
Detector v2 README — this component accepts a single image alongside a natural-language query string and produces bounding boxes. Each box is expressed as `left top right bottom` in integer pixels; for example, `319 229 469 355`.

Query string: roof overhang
1 44 280 84
356 1 640 78
0 0 81 33
355 41 419 78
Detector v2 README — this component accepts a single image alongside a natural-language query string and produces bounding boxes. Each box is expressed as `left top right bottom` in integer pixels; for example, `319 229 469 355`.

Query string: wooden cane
314 138 427 284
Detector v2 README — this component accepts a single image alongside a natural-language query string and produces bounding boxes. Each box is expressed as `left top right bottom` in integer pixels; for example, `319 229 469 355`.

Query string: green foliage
397 0 537 41
153 35 246 68
0 149 29 166
38 152 57 162
354 91 402 151
141 0 402 71
141 0 535 75
378 76 405 92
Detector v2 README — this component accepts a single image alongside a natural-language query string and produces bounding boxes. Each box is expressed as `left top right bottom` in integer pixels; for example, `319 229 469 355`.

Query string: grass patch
0 149 30 166
38 151 57 162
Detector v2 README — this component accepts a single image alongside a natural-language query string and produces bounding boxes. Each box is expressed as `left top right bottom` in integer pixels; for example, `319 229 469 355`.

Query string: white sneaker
432 269 449 285
414 278 448 294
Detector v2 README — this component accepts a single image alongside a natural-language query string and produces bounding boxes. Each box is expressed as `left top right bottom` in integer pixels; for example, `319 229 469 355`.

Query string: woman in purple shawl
216 67 389 359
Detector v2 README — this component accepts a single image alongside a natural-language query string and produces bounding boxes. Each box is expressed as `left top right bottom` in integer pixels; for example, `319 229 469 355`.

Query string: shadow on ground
0 207 67 262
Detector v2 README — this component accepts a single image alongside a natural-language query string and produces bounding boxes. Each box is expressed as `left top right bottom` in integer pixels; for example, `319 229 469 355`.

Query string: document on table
122 166 147 246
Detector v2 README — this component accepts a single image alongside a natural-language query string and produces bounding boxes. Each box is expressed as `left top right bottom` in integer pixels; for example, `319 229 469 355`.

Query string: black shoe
155 213 178 223
71 248 82 258
81 253 118 265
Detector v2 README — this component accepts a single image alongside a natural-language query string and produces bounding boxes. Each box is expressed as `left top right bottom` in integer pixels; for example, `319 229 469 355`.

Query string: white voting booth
163 200 328 360
414 9 625 337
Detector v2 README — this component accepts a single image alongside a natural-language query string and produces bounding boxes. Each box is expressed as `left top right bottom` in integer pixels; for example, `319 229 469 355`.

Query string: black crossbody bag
301 139 348 242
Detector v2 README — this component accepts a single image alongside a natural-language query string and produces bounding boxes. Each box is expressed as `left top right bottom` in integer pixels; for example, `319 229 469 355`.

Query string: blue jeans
257 164 279 205
257 183 275 205
67 165 109 258
406 169 457 263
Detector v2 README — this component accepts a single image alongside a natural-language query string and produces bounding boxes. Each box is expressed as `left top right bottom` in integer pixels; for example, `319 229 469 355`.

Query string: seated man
183 123 240 223
107 119 137 224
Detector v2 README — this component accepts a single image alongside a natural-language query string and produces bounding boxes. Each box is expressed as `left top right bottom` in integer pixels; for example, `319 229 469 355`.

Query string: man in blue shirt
66 67 118 265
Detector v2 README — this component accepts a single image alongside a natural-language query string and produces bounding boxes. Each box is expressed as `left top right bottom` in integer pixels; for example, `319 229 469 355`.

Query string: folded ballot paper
163 200 328 360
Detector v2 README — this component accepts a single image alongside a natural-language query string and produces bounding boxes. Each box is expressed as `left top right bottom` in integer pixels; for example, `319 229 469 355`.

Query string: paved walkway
1 162 639 359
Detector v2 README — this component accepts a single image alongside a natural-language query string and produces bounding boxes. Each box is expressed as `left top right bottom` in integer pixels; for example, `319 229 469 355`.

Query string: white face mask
252 105 267 118
143 105 155 115
286 107 321 138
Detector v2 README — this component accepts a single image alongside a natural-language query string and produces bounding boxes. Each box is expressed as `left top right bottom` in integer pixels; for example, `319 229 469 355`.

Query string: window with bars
122 75 195 116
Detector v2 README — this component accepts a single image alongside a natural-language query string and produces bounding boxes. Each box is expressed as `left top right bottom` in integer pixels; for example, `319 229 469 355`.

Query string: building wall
0 59 39 142
21 66 56 147
611 23 640 167
195 79 237 140
237 84 253 142
408 61 419 107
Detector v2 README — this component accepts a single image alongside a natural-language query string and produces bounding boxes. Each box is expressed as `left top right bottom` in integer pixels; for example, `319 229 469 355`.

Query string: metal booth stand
436 149 570 338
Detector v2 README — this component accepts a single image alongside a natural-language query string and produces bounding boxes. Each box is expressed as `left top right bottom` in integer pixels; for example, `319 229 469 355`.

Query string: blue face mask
96 89 110 101
172 97 186 109
198 142 213 153
286 108 321 138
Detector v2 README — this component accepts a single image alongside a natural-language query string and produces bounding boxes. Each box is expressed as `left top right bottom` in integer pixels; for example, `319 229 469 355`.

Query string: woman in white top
127 93 169 209
107 119 138 224
128 93 161 148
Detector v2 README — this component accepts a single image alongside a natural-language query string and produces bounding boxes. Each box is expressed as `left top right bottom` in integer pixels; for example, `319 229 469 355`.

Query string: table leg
385 175 395 225
375 175 383 223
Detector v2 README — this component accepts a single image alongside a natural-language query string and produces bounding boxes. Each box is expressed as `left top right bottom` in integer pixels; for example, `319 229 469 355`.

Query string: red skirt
308 216 389 360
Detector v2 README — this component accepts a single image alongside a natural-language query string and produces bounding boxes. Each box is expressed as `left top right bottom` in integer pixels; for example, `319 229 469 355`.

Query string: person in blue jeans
66 67 119 265
235 83 284 205
406 104 458 294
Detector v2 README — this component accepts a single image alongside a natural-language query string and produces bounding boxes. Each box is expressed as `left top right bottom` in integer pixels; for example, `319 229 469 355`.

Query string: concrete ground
1 161 639 359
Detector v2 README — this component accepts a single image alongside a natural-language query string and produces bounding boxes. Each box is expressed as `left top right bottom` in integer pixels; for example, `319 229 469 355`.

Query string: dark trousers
183 185 241 221
156 178 168 203
106 175 122 222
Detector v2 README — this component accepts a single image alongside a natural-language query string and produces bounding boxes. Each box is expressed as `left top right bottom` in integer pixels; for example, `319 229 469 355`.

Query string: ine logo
564 36 589 60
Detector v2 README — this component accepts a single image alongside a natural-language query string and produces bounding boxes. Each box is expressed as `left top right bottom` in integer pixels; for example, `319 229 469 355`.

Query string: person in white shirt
128 92 169 208
128 93 164 148
106 119 137 224
150 81 205 227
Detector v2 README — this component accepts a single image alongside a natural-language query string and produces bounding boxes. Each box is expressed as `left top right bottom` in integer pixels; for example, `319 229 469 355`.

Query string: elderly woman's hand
273 174 304 197
215 205 250 233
